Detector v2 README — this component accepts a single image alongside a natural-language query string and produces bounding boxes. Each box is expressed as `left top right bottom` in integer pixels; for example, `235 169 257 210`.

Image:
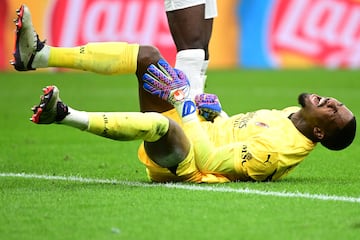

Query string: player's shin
46 42 139 74
85 112 169 141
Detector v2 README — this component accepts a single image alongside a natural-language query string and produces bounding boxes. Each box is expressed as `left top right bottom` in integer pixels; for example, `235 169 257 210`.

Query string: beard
298 93 309 107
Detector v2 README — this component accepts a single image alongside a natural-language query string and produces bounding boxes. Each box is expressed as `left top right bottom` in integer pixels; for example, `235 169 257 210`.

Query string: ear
313 127 325 140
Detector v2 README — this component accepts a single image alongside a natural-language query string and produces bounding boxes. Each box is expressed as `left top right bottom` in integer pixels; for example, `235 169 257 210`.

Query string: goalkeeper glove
142 59 190 105
195 93 222 122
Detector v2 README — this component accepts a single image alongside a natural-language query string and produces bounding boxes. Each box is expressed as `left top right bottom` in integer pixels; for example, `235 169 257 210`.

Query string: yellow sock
48 42 139 74
86 112 169 142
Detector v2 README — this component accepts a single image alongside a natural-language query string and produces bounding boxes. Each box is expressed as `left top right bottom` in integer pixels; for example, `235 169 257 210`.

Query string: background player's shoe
142 59 190 106
10 4 45 71
31 86 69 124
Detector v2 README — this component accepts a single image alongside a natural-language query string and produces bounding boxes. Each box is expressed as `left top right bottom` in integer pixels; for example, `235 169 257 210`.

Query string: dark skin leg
166 4 213 60
135 46 173 113
135 45 191 169
138 5 214 168
144 118 190 169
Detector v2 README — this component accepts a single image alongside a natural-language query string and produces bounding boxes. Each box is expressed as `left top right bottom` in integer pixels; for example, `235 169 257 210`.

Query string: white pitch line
1 172 360 203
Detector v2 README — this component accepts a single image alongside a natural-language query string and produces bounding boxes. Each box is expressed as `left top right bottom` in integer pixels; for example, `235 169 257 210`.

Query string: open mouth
310 94 329 107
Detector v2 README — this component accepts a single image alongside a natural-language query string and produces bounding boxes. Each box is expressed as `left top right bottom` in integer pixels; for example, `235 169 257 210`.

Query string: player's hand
142 59 190 105
195 93 222 122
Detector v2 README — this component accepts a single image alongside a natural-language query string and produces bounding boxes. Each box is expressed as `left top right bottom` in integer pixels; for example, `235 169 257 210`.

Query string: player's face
298 93 353 133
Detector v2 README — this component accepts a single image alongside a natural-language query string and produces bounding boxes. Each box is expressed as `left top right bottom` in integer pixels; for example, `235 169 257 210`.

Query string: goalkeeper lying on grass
11 4 356 183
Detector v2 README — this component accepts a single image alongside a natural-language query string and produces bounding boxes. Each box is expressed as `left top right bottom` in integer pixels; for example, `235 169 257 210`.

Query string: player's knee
144 119 190 168
137 45 162 69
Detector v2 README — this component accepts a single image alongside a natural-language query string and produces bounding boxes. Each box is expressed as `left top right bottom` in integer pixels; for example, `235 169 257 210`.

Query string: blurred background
2 0 360 71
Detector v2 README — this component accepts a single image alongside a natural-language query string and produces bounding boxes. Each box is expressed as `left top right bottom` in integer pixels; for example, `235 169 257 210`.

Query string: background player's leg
166 4 214 98
166 4 213 59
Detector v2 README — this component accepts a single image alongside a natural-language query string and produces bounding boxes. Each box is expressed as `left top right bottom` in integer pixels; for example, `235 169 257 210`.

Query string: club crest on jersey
182 100 196 118
255 122 269 128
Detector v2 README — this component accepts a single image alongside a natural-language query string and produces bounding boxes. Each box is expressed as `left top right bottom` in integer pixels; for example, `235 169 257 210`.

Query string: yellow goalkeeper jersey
197 106 315 182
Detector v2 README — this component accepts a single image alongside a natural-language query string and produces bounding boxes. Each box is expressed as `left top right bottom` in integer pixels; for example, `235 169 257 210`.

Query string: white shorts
164 0 218 19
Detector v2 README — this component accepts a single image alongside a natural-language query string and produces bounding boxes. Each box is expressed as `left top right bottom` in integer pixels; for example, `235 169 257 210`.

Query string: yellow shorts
137 109 231 183
137 109 203 183
138 142 203 183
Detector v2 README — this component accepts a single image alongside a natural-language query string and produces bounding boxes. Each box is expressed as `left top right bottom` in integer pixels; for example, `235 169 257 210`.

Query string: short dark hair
321 116 357 151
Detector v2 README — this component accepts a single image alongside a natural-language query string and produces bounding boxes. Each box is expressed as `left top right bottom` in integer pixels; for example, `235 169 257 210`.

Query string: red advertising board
239 0 360 68
2 0 236 71
272 0 360 68
46 0 176 62
1 0 9 70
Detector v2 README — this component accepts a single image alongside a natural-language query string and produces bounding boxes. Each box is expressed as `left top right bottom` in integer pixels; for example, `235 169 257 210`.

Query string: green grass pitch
1 69 360 240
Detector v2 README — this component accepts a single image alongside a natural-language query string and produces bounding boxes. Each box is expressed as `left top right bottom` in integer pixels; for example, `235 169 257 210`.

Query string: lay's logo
46 0 176 64
239 0 360 68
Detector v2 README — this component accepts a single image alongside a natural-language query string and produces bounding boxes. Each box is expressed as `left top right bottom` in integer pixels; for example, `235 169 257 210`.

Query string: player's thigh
138 142 203 183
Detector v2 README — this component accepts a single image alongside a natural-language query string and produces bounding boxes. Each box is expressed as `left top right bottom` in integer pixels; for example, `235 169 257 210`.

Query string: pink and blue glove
142 59 190 105
195 93 222 121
